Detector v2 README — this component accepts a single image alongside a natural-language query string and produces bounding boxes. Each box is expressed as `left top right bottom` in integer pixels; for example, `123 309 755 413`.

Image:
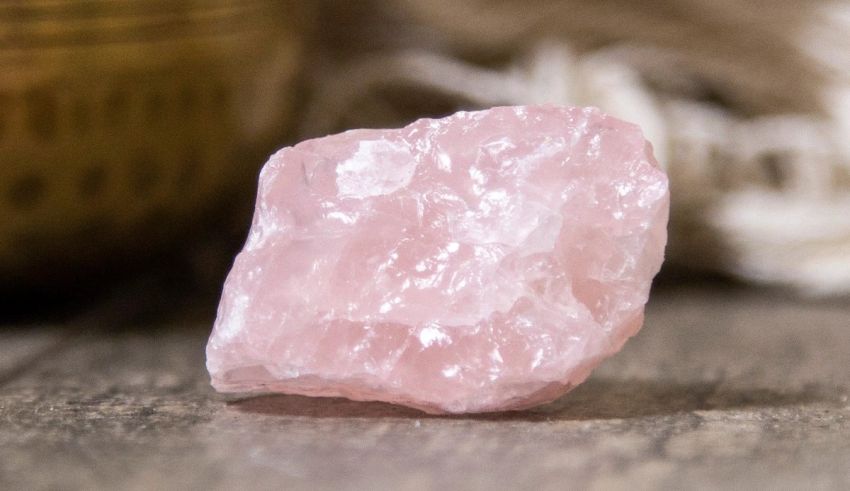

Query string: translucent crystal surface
206 105 669 414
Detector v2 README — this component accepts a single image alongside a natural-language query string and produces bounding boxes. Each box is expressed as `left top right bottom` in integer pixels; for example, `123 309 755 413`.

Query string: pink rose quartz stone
206 105 669 414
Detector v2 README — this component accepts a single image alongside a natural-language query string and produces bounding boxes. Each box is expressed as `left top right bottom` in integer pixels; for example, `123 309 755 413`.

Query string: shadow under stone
226 377 830 421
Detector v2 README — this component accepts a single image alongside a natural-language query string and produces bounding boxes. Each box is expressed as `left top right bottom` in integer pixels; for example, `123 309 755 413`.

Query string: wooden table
2 283 848 490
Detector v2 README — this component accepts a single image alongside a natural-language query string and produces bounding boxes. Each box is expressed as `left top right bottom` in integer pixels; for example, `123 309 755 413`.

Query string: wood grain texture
1 284 849 490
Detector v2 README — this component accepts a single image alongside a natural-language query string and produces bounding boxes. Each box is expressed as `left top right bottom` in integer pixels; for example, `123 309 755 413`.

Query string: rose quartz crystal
207 105 669 414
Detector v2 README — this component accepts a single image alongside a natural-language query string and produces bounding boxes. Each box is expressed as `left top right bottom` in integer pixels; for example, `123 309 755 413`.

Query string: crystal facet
206 105 669 414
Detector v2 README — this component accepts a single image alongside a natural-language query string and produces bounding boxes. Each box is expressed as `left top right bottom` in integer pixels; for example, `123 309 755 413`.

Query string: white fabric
301 0 850 295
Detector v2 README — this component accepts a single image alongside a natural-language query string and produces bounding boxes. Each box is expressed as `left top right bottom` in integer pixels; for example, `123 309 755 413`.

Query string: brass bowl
0 0 312 285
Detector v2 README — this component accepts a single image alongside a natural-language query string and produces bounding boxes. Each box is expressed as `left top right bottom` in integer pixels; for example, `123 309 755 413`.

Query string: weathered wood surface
1 284 848 490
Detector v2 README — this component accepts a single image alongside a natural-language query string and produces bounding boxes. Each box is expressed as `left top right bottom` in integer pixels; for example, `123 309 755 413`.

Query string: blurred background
3 0 849 321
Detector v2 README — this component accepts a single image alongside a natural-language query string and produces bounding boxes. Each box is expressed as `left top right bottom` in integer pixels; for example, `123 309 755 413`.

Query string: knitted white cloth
301 0 850 295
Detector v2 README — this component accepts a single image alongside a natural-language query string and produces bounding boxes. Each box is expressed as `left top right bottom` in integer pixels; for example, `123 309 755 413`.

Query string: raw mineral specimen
206 105 669 414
